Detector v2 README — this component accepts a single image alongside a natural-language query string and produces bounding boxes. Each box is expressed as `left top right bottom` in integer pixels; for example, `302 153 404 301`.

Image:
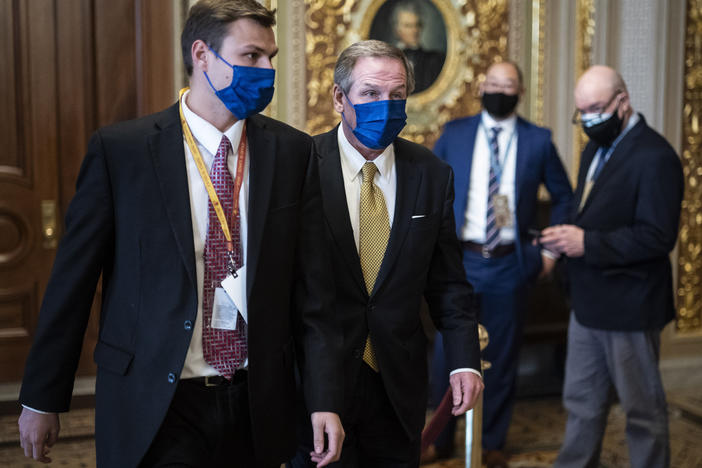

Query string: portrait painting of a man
370 0 447 94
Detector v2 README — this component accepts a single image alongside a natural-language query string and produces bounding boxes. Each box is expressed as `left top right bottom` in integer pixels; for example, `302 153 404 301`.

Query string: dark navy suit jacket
568 115 683 331
434 113 573 280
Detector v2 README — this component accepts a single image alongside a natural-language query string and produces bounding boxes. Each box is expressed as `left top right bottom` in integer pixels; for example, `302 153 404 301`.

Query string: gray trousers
554 313 670 468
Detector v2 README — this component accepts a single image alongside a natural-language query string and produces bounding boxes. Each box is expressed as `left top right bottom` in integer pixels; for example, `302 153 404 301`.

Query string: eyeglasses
571 90 622 125
483 80 521 94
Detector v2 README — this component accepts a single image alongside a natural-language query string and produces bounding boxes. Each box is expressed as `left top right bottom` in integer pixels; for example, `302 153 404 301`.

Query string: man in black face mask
428 61 573 467
542 65 683 468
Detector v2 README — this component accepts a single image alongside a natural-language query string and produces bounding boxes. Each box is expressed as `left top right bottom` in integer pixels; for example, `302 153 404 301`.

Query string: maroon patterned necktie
202 135 247 378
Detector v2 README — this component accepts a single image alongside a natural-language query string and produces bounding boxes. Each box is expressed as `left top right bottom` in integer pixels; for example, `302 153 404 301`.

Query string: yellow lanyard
178 87 247 253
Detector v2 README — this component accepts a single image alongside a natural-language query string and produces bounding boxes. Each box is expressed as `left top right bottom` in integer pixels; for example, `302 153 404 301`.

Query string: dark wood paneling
137 0 176 115
0 284 34 339
94 0 137 127
56 0 95 216
0 0 176 383
0 203 31 266
0 0 59 381
0 0 20 172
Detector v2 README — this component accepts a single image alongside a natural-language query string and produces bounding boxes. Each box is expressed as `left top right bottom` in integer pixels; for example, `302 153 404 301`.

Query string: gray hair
334 40 416 95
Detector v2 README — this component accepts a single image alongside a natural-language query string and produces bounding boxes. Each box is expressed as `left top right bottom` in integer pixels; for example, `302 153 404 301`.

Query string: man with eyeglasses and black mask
541 65 683 468
428 60 573 467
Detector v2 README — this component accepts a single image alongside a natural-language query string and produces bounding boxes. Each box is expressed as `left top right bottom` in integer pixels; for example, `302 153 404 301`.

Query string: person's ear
618 92 630 117
192 40 210 74
332 84 345 114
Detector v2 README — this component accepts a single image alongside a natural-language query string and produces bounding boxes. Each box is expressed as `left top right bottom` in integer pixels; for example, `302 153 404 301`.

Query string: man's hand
540 225 585 258
449 372 484 416
538 253 557 279
309 411 345 467
18 408 60 464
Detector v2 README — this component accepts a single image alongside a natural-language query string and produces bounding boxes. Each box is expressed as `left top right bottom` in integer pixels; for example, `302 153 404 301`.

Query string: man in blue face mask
17 1 343 467
289 39 483 468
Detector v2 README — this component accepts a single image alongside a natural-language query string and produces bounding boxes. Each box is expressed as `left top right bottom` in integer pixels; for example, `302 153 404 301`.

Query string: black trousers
140 372 275 468
289 364 420 468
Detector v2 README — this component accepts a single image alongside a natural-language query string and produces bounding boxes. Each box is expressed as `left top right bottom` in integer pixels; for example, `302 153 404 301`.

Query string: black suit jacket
568 115 683 330
402 47 445 94
20 104 341 467
314 127 481 438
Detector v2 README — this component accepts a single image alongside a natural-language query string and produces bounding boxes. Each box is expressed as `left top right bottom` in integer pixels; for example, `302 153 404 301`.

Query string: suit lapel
245 115 276 299
577 118 647 216
148 104 197 289
316 129 366 293
574 142 598 218
372 139 421 296
514 118 530 213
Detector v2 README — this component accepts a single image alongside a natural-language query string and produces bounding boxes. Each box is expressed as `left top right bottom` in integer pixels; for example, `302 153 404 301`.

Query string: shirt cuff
21 404 52 415
541 248 559 260
449 368 482 378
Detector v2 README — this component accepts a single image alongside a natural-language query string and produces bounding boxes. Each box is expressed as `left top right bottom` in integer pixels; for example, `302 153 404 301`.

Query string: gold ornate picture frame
305 0 508 147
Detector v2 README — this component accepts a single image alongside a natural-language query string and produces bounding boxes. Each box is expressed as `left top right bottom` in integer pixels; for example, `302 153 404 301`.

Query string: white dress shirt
461 111 518 243
180 90 249 378
337 127 480 379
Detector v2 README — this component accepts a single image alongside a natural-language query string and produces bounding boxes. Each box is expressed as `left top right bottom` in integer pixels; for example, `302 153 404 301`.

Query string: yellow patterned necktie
359 162 390 372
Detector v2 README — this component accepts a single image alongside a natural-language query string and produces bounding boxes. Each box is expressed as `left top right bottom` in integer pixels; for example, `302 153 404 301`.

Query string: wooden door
0 0 175 383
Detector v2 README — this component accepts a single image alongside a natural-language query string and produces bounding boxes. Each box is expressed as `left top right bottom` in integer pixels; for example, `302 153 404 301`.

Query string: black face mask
581 107 623 147
481 92 519 119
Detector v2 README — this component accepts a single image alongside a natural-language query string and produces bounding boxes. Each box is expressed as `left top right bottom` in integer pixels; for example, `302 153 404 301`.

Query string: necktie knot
491 126 502 140
361 162 378 184
214 135 232 164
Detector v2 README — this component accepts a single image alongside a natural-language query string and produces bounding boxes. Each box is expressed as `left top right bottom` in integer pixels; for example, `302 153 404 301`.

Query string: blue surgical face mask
343 95 407 150
204 46 275 120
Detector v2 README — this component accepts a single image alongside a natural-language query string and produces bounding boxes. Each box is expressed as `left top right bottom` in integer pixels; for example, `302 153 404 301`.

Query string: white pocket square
411 214 426 219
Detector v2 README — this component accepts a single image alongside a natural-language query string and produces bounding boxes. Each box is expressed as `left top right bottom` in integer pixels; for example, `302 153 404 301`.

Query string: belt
184 370 248 387
462 241 515 259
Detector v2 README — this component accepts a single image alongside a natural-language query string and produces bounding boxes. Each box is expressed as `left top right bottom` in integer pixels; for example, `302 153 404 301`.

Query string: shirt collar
481 110 517 134
181 89 245 157
337 125 395 183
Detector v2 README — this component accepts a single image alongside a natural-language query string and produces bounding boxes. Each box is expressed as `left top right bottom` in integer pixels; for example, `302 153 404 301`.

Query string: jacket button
167 373 176 384
353 348 362 359
184 320 193 330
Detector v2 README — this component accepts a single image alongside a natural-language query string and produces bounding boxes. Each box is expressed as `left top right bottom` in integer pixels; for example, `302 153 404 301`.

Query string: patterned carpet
1 390 701 467
422 391 702 468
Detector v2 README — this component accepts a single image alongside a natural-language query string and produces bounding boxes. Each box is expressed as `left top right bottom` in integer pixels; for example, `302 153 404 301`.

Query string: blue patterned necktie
485 126 502 251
